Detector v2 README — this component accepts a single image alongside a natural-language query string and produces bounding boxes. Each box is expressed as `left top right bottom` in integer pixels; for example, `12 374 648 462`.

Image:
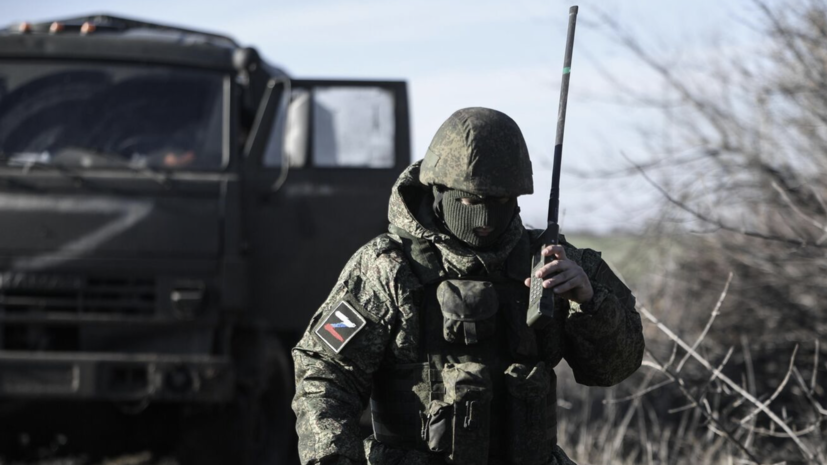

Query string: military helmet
419 107 533 197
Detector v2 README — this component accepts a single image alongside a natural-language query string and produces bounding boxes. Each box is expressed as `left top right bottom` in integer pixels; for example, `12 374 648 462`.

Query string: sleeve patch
314 300 368 353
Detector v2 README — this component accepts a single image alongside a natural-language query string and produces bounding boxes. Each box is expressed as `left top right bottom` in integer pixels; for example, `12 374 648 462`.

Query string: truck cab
0 15 409 463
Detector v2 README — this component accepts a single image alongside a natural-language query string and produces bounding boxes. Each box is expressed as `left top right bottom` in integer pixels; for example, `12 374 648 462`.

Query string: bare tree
556 1 827 463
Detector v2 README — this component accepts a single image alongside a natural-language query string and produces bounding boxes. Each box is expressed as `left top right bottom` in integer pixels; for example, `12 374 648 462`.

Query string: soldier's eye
460 198 482 206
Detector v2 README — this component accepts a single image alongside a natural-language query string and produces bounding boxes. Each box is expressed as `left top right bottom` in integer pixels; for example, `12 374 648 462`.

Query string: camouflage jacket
292 161 645 465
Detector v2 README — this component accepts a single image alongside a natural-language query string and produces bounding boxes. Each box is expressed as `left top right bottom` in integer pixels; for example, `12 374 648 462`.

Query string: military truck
0 15 410 464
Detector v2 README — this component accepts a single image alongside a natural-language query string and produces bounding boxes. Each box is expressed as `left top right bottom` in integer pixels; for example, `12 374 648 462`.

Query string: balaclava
434 186 518 249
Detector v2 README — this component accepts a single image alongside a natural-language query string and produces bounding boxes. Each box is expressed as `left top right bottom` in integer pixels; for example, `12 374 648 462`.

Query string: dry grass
556 314 826 463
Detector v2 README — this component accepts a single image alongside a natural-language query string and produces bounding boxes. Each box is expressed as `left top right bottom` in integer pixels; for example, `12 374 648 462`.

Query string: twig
792 367 827 417
568 150 710 180
668 403 697 415
696 347 736 406
676 272 734 372
644 349 762 463
622 151 826 248
639 305 817 461
736 421 820 439
790 367 827 464
669 347 736 416
771 181 826 231
641 360 664 370
738 344 799 425
605 379 675 405
665 342 679 370
741 336 757 450
610 371 653 453
811 339 820 394
810 185 827 216
753 0 823 91
595 10 737 146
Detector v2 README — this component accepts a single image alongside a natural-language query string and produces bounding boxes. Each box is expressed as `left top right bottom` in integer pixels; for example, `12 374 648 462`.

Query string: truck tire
245 333 297 464
176 331 298 465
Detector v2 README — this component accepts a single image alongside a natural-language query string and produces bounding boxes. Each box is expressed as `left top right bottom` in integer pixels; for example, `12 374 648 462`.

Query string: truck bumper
0 351 234 402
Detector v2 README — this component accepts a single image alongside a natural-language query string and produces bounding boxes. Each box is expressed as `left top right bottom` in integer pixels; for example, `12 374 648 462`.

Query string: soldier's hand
524 244 594 304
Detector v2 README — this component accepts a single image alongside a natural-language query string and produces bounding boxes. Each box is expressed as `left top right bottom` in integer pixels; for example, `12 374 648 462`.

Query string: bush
561 1 827 463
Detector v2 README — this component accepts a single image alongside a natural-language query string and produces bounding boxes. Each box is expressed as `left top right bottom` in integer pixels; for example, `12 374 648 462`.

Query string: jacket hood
388 160 525 277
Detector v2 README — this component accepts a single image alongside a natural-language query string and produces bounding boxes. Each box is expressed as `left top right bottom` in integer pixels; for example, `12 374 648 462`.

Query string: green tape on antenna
563 67 571 74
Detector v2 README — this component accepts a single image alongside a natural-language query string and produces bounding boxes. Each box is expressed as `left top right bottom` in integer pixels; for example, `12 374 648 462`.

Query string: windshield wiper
2 151 86 182
53 148 173 189
3 149 174 191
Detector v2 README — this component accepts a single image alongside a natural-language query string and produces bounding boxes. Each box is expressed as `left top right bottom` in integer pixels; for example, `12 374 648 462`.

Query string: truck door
243 79 410 331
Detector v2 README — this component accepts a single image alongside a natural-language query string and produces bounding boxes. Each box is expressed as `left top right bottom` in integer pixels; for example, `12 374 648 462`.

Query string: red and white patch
314 300 367 353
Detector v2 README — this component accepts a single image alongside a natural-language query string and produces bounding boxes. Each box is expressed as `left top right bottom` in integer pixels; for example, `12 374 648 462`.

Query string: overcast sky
4 0 778 232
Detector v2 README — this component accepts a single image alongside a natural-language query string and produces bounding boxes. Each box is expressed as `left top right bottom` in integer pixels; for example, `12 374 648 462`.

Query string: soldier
292 107 644 465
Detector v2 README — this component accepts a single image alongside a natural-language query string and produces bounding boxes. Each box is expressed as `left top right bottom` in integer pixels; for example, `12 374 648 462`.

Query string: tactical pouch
437 280 498 345
421 400 451 453
504 362 552 465
441 362 493 465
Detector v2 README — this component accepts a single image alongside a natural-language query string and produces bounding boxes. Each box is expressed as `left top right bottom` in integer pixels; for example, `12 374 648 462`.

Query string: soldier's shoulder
362 233 408 260
346 233 411 275
338 234 421 303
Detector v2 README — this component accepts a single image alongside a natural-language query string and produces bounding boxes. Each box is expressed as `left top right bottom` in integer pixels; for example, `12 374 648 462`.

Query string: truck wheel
176 332 298 465
245 333 297 465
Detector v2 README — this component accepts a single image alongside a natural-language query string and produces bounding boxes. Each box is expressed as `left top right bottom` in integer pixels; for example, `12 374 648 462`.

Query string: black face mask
434 187 517 249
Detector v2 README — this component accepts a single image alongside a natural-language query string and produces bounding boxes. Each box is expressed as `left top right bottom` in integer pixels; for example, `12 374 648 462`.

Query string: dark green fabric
437 280 499 345
504 362 553 465
387 224 445 284
442 362 494 465
439 188 517 248
369 275 549 463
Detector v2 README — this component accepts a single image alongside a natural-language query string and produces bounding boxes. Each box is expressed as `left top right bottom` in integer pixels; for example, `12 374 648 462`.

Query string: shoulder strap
504 228 532 283
388 225 446 284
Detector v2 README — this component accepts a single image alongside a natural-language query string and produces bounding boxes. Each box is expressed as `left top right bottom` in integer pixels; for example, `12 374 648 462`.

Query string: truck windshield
0 62 224 171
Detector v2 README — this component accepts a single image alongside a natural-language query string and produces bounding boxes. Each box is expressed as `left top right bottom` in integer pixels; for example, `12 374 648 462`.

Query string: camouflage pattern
419 108 534 197
527 227 644 389
292 160 644 465
389 162 525 278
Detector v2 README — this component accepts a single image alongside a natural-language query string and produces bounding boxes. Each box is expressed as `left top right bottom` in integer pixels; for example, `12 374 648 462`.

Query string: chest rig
371 228 559 465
